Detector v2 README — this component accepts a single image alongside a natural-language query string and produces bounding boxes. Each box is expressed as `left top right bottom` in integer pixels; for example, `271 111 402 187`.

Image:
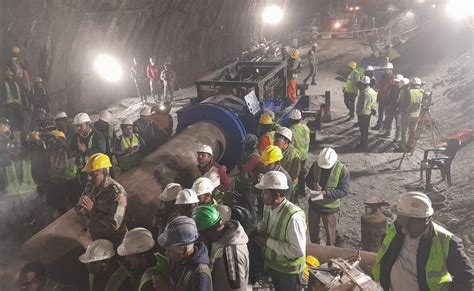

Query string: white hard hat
175 189 200 205
312 43 318 47
99 110 112 123
255 171 289 190
54 112 68 120
140 106 152 116
399 78 410 88
288 109 302 120
79 239 115 263
412 77 422 86
117 227 155 256
393 74 404 82
197 144 213 156
276 127 293 142
317 147 338 169
203 170 221 188
390 192 434 218
73 113 91 125
215 204 231 223
192 177 214 196
159 183 183 202
121 118 134 126
366 66 374 71
360 75 371 85
384 63 394 69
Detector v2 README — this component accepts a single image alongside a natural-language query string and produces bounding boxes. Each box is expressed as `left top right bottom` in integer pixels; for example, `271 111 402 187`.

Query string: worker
75 153 127 243
175 188 200 217
153 183 182 235
385 44 401 66
343 61 361 119
398 77 421 152
274 127 301 202
254 171 306 291
160 63 177 102
1 69 27 131
8 46 30 91
18 261 68 291
79 239 133 291
203 170 225 204
94 110 116 161
372 63 394 130
133 106 167 155
192 177 217 205
72 113 106 186
305 147 350 245
196 144 231 191
372 192 474 290
287 109 310 199
280 46 289 61
382 74 403 140
303 43 318 85
54 111 76 141
259 145 293 196
193 205 251 291
115 119 144 172
355 76 377 151
117 227 157 291
257 114 281 153
146 57 161 102
131 57 149 104
29 77 50 113
287 49 302 104
365 66 377 88
156 216 213 290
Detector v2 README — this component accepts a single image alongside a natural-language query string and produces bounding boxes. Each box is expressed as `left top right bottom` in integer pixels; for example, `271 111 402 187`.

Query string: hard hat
360 76 371 85
317 147 338 169
347 62 357 70
11 46 20 53
262 109 275 120
175 189 200 205
215 204 231 223
197 144 213 156
276 127 293 142
117 228 155 256
25 131 41 142
393 74 404 82
203 170 220 188
290 49 299 59
384 63 394 69
159 183 183 202
390 192 434 218
4 70 13 76
242 134 258 146
140 106 153 116
99 111 112 123
259 114 273 125
82 153 112 172
255 170 289 190
157 216 199 248
79 239 115 263
54 112 68 120
399 78 410 88
73 112 91 125
312 43 318 47
412 77 422 86
260 145 283 165
48 130 66 139
149 57 155 63
366 66 374 71
121 118 134 126
230 206 252 230
192 177 214 196
34 77 43 83
288 109 302 120
192 205 222 231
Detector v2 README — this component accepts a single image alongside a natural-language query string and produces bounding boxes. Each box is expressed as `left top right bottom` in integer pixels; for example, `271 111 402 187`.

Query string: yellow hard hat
82 153 112 172
259 114 273 125
290 49 299 59
260 145 283 165
26 131 41 142
348 61 357 70
303 255 320 281
49 130 66 139
11 46 20 53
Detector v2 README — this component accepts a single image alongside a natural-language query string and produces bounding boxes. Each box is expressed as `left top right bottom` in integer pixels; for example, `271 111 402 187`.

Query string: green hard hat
192 205 221 231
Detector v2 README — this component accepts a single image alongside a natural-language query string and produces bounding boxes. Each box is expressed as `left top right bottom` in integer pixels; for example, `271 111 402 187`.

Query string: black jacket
379 222 473 291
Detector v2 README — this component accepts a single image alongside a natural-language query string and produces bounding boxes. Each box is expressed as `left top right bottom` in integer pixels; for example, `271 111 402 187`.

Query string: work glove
371 108 377 116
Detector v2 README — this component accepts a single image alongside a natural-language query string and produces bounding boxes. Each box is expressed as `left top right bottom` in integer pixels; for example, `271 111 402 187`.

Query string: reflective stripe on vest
117 134 141 171
176 263 212 290
290 123 310 160
344 70 360 94
280 145 300 176
262 200 306 274
360 87 377 115
139 253 170 291
51 151 77 180
120 134 139 150
408 88 423 117
77 132 95 167
313 161 344 209
105 264 132 291
372 222 453 291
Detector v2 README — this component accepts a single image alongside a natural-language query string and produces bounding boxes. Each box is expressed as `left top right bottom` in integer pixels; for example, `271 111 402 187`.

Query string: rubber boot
4 163 21 195
18 159 37 194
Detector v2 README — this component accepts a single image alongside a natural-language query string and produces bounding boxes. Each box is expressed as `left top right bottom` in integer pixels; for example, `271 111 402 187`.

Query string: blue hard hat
157 216 198 248
241 134 258 146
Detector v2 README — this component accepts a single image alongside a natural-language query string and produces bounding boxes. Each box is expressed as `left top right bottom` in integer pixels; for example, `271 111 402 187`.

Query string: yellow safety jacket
116 134 142 172
290 123 310 160
312 161 344 209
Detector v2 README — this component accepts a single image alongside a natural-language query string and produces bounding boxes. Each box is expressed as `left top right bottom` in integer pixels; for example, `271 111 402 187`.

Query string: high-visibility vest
280 145 300 178
290 123 310 160
262 200 306 274
344 70 360 94
407 88 424 117
139 253 170 291
312 161 344 209
372 222 453 291
51 151 77 180
359 87 377 115
388 47 400 61
77 133 95 168
117 134 142 172
237 148 260 189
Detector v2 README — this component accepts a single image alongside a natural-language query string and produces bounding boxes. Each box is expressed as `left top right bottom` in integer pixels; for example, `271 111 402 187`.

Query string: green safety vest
89 264 133 291
139 253 170 291
372 222 453 291
4 81 22 104
280 145 300 177
51 151 77 180
237 148 260 189
290 123 310 160
388 47 400 61
407 88 424 117
77 133 95 168
117 134 142 172
344 69 360 94
313 161 344 209
262 200 306 274
360 87 377 115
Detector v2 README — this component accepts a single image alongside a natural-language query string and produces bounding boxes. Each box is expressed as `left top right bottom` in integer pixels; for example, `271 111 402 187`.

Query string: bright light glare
94 54 123 82
262 5 284 24
159 104 166 111
355 6 360 10
432 4 436 8
446 0 474 20
334 22 341 29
